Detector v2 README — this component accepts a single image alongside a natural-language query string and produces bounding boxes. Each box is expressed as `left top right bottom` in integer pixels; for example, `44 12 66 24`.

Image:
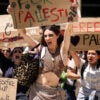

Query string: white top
81 63 100 91
0 68 3 77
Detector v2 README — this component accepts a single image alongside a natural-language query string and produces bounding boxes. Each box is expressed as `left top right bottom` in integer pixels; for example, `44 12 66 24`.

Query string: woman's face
87 50 99 66
44 29 59 49
2 48 10 59
12 49 22 65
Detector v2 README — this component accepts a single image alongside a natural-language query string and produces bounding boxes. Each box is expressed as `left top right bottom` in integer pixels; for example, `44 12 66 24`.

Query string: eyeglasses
44 34 54 38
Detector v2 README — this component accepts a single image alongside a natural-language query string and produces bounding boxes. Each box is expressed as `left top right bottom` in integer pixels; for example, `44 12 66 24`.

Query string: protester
65 57 80 100
0 29 39 100
1 47 11 59
26 23 81 100
0 47 11 76
6 1 78 100
27 25 67 100
4 47 28 100
0 50 13 76
70 50 100 100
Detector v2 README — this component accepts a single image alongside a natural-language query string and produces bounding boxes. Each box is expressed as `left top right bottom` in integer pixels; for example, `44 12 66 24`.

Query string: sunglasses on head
44 34 54 38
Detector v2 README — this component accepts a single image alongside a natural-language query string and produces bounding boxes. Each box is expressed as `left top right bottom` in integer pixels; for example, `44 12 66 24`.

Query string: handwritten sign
0 15 16 33
0 15 42 48
0 31 42 49
9 0 77 29
72 22 100 33
60 18 100 31
0 78 17 100
0 31 27 49
70 18 100 50
70 33 100 50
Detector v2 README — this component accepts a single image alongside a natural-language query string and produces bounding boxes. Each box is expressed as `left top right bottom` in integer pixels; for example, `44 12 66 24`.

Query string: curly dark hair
41 25 63 47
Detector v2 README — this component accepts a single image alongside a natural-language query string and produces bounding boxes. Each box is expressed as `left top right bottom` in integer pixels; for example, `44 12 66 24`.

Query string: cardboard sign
70 18 100 50
0 15 16 33
0 78 17 100
0 31 41 49
70 33 100 50
9 0 77 29
0 15 42 48
79 18 100 22
0 31 28 49
60 18 100 31
72 22 100 33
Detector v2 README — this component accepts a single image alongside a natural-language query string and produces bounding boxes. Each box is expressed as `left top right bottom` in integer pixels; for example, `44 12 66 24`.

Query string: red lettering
65 9 68 16
87 22 93 32
94 22 100 32
50 8 59 22
24 11 35 22
72 23 79 32
42 8 50 19
19 10 24 23
58 9 64 17
80 22 87 32
69 0 74 3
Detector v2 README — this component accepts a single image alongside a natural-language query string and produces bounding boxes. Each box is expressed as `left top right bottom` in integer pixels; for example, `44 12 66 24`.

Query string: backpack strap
38 46 45 69
73 66 77 86
81 61 88 79
40 47 46 58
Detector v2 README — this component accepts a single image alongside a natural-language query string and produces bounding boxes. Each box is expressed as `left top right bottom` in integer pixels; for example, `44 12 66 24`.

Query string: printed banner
0 78 17 100
9 0 77 29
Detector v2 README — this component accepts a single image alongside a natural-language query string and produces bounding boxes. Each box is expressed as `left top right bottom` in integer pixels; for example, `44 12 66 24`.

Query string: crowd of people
0 0 100 100
0 23 100 100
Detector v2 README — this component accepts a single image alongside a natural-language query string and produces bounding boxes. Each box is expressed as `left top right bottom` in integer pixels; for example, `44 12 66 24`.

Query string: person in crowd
4 47 28 100
64 56 80 100
0 49 13 76
70 50 100 100
27 23 81 100
6 1 79 99
0 29 38 100
3 45 40 100
0 47 11 76
28 25 67 100
1 47 11 59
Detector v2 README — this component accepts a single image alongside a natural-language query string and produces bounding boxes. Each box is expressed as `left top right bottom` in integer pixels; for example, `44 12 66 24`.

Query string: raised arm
18 29 38 48
69 51 81 68
60 23 72 66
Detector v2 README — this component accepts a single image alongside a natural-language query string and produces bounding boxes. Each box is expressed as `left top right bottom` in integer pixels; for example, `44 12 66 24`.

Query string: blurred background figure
1 47 11 59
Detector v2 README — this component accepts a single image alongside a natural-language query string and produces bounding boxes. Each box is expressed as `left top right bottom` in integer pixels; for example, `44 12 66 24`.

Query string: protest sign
70 33 100 50
60 18 100 32
0 15 42 48
9 0 77 29
0 30 41 49
69 18 100 50
63 18 100 51
72 22 100 33
0 78 17 100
